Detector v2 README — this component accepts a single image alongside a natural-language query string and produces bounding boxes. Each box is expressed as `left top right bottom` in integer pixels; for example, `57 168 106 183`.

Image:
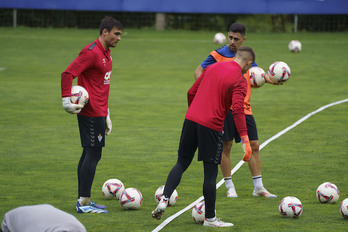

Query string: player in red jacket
61 16 123 213
152 46 255 227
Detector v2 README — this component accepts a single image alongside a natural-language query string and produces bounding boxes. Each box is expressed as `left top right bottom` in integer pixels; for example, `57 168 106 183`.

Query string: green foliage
238 15 294 33
1 10 347 32
0 27 347 231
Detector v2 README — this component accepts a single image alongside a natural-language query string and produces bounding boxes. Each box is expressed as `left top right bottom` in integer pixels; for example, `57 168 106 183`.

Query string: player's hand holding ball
62 85 89 114
267 61 291 85
62 97 84 114
106 108 112 135
264 73 283 85
241 135 252 162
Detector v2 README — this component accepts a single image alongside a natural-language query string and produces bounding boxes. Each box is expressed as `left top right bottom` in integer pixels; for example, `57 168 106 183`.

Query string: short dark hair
237 46 255 63
228 22 246 37
99 16 123 35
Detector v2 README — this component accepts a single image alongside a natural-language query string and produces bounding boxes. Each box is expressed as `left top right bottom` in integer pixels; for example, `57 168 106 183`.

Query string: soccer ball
268 61 291 84
249 67 266 87
288 40 302 53
102 179 125 200
154 185 178 206
279 196 303 218
316 182 340 204
192 201 205 224
120 188 143 210
213 32 227 44
340 198 348 219
71 85 89 106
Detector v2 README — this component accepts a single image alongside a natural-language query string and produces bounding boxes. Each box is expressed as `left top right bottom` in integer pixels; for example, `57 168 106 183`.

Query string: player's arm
61 48 95 114
187 68 207 106
194 54 216 80
61 72 84 114
264 73 283 85
105 108 112 135
194 65 204 80
231 79 252 162
249 61 282 86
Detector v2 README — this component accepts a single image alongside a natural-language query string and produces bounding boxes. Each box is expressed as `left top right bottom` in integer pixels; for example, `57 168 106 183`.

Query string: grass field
0 27 347 232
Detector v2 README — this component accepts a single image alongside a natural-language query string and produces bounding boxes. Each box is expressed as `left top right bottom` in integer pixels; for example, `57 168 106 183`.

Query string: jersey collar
96 39 111 58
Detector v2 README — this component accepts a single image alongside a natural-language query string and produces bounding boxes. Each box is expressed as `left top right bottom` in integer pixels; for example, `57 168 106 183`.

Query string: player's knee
86 146 102 162
177 156 192 172
250 140 259 151
222 141 233 155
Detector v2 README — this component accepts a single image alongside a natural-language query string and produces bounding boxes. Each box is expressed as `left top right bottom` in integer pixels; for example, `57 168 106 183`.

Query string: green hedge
0 9 347 32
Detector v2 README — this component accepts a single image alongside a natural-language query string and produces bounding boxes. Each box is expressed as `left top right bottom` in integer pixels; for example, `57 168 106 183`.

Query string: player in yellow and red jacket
194 23 277 198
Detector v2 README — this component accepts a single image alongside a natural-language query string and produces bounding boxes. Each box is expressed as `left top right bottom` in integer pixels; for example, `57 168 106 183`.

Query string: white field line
0 67 6 71
152 98 348 232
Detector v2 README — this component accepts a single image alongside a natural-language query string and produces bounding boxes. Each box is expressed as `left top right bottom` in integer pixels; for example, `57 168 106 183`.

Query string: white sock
160 196 168 203
79 197 91 206
206 217 216 222
224 177 234 190
252 175 263 190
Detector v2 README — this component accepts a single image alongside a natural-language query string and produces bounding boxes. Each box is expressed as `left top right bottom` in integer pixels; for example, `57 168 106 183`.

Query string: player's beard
229 44 237 52
108 40 118 48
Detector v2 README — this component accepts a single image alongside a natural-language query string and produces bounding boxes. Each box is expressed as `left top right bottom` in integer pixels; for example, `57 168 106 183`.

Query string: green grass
0 27 347 231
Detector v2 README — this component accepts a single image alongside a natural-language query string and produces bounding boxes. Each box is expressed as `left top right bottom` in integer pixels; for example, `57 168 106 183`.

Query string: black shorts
77 115 106 147
178 119 223 164
223 110 258 143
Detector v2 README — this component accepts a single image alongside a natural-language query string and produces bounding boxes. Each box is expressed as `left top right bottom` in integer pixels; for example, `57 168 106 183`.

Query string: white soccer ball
102 179 125 200
279 196 303 218
213 32 227 45
268 61 291 84
192 201 205 224
316 182 340 204
249 67 266 87
120 188 143 210
340 198 348 219
154 185 178 206
71 85 89 106
288 40 302 53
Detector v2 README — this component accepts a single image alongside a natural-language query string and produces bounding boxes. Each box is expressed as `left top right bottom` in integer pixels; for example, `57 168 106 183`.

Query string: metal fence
0 9 347 32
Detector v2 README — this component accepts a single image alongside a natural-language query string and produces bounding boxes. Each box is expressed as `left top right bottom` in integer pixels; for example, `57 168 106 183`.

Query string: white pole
294 14 298 33
13 9 17 28
155 13 166 31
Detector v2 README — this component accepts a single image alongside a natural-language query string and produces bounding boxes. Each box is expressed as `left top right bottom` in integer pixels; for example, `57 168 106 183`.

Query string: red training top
61 39 112 117
209 49 253 115
186 60 248 135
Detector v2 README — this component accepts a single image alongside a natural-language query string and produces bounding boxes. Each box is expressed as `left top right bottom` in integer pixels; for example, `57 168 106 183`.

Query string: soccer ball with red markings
154 185 178 206
213 32 227 45
192 201 205 224
340 198 348 219
268 61 291 84
316 182 340 204
120 188 143 209
249 67 266 87
70 85 89 106
102 178 125 200
279 196 303 218
288 40 302 53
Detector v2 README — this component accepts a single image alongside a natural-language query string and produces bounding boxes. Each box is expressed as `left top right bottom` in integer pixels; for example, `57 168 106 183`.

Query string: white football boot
203 218 234 227
227 187 238 198
151 197 168 220
253 188 277 198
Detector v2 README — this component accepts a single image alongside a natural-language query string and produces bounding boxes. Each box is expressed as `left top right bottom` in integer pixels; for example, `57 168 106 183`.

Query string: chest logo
104 71 111 85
